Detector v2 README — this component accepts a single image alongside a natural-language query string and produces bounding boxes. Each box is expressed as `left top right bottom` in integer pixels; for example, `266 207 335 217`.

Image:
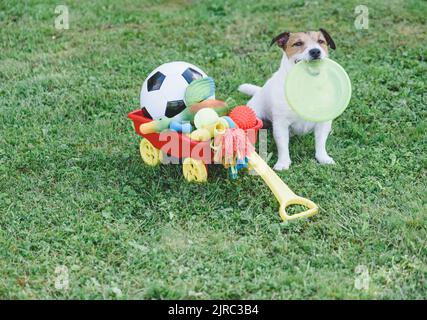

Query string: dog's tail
238 83 261 97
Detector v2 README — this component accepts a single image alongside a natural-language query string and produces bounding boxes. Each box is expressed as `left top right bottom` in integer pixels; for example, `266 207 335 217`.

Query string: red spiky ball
229 105 257 129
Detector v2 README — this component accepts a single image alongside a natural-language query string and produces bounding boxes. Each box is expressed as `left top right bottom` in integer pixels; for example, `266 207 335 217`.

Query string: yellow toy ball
193 108 219 129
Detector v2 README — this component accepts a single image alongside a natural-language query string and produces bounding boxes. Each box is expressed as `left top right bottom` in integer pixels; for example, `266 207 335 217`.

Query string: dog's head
270 29 336 64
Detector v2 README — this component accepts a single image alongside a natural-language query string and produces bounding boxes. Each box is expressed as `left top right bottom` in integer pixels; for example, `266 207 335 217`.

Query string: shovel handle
248 151 319 222
279 197 318 221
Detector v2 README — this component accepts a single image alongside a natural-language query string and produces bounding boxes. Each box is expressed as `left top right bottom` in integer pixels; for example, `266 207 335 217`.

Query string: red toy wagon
128 109 263 182
128 109 319 221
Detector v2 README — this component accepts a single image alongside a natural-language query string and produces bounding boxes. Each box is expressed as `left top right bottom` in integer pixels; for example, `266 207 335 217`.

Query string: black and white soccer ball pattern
140 61 209 120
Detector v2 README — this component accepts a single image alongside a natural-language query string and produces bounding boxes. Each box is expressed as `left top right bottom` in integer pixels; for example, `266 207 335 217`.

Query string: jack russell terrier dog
239 29 337 170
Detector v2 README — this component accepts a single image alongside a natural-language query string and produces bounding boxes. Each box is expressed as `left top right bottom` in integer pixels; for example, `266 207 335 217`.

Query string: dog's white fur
239 38 335 170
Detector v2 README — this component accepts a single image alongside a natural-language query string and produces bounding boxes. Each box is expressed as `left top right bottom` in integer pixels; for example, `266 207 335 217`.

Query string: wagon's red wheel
182 158 208 182
140 138 162 166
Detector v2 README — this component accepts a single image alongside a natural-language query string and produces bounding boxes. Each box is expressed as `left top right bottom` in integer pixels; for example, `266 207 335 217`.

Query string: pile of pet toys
139 76 260 179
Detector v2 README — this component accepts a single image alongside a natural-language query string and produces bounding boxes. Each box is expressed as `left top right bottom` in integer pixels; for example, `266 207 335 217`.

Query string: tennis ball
194 108 219 129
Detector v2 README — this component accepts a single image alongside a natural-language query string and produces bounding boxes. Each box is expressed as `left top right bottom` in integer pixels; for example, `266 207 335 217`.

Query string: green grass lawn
0 0 426 299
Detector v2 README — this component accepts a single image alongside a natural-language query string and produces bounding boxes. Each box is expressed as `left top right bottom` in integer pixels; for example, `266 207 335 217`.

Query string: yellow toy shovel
247 152 318 221
213 129 318 222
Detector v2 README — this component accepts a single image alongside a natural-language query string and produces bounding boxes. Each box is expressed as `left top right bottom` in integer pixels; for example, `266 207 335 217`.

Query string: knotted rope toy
212 128 254 179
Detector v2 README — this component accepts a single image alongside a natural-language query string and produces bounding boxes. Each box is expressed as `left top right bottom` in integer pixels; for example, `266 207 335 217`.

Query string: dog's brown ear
319 28 336 50
270 31 290 48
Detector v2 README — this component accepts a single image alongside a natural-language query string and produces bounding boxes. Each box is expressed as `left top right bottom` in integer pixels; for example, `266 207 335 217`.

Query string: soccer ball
140 61 210 120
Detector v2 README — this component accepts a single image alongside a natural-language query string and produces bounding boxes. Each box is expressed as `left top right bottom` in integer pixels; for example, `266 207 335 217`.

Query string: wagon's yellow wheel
182 158 208 182
140 138 162 166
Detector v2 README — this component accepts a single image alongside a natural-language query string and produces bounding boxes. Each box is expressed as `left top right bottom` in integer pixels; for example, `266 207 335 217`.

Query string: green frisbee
285 58 351 122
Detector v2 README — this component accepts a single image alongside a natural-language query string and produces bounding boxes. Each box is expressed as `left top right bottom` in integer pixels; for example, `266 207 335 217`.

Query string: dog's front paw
273 160 291 171
316 154 336 165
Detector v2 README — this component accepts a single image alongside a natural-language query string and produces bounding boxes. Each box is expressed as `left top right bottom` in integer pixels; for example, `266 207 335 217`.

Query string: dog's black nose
309 48 321 59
